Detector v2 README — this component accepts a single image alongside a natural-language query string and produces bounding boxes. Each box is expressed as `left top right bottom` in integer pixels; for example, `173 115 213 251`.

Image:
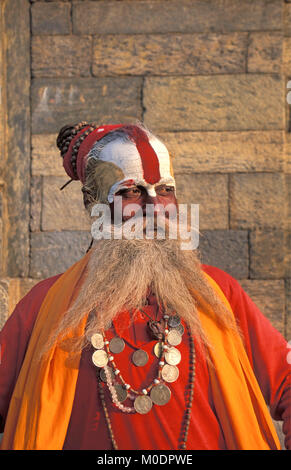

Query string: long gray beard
43 234 236 362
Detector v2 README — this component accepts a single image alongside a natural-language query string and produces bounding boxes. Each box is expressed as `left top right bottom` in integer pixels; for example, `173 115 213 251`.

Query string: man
0 122 290 450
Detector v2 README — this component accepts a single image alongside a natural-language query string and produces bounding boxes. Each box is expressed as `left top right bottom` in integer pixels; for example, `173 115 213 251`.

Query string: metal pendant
167 329 182 346
161 364 179 383
134 395 153 414
92 349 108 368
91 332 104 349
114 384 128 403
168 315 181 328
132 349 149 367
171 323 184 336
150 383 171 406
99 366 115 383
109 337 125 354
153 342 163 358
165 347 181 366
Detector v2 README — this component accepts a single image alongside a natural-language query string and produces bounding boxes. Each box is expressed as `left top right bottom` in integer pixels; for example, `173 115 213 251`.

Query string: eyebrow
116 182 175 194
116 185 140 194
155 183 174 187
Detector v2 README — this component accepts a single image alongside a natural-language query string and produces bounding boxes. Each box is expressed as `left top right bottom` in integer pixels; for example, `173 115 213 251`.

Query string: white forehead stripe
98 137 175 202
149 137 172 179
99 139 144 181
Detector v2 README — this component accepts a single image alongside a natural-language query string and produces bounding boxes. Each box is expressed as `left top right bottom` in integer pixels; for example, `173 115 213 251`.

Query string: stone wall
0 0 290 344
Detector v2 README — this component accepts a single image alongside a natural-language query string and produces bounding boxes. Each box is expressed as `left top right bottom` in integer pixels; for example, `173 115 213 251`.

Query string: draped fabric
1 252 280 450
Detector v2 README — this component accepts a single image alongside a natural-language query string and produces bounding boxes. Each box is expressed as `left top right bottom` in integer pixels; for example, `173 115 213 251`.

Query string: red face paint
119 125 161 185
135 140 161 185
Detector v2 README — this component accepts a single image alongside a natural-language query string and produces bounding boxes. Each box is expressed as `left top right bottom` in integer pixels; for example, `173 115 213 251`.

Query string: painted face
98 136 176 203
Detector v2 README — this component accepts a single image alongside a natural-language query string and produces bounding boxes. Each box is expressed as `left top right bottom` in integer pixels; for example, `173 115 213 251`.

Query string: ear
84 159 125 207
93 159 125 203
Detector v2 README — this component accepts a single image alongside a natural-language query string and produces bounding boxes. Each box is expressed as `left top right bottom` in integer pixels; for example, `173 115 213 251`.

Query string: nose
142 193 165 216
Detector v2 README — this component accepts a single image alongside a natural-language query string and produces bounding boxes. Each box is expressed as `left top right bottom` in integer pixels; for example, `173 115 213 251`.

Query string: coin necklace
96 323 196 450
91 313 185 415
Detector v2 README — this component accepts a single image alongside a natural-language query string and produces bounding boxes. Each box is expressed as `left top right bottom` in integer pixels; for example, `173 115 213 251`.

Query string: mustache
92 212 199 249
91 214 172 243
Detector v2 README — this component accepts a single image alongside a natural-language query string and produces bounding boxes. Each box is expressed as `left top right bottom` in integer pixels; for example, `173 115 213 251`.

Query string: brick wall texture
0 0 290 343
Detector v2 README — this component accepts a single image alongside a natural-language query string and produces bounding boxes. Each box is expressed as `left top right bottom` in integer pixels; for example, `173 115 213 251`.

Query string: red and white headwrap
62 124 176 203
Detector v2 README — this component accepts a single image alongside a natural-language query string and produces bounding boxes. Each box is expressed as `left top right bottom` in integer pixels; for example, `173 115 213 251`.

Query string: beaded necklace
91 313 196 450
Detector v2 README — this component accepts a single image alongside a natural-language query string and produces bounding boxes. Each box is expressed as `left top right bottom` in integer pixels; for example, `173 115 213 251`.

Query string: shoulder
2 273 63 337
201 264 254 331
17 273 63 310
202 264 242 301
201 264 287 348
201 264 262 323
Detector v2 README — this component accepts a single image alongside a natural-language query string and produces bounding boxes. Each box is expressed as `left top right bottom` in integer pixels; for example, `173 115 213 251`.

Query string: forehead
98 136 174 185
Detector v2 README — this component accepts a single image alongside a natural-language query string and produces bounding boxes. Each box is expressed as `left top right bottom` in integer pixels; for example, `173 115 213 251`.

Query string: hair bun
56 122 89 156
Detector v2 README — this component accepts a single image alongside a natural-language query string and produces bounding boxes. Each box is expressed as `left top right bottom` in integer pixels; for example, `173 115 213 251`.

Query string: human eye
117 187 142 199
155 185 175 196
